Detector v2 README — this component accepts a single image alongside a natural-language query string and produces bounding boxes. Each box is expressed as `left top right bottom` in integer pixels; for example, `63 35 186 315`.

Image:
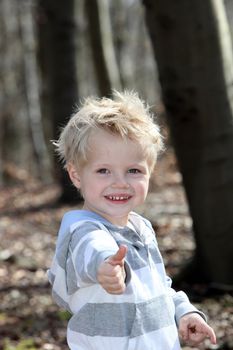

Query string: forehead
87 129 145 161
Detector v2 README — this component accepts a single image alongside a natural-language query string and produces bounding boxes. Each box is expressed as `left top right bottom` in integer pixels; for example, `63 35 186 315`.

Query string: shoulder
56 210 109 248
129 211 153 230
60 210 108 233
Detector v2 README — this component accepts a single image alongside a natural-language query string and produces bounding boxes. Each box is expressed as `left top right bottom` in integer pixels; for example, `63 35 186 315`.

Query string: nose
111 173 129 189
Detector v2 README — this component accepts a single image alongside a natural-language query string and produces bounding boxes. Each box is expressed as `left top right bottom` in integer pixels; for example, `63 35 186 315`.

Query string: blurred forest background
0 0 233 349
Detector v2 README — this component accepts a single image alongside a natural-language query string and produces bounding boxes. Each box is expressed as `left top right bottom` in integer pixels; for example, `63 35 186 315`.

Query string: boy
48 91 216 349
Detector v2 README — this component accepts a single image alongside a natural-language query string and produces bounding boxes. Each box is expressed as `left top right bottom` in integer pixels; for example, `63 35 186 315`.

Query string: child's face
68 129 150 226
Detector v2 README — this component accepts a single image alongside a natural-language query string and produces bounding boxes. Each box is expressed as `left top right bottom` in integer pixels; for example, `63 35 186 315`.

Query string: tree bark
38 0 82 203
20 0 50 180
0 0 34 180
85 0 121 96
143 0 233 288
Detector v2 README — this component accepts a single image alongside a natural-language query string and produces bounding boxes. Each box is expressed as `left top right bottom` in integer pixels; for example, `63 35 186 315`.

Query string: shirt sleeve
166 276 207 325
68 221 129 287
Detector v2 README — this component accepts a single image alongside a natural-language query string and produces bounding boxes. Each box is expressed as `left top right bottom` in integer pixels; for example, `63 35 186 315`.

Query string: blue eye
128 168 141 174
97 168 109 174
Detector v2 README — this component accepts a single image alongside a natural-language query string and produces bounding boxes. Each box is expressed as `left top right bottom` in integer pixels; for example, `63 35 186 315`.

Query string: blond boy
48 91 216 349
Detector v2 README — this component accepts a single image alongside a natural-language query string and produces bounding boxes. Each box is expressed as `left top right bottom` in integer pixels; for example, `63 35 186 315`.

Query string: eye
128 168 141 174
97 168 110 174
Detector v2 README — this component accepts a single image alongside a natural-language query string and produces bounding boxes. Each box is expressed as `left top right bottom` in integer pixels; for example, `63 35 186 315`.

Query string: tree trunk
143 0 233 288
20 0 50 180
38 0 82 203
0 0 34 180
97 0 122 92
85 0 121 96
225 0 233 44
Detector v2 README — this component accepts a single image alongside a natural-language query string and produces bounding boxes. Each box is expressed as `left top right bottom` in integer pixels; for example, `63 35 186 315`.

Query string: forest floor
0 149 232 350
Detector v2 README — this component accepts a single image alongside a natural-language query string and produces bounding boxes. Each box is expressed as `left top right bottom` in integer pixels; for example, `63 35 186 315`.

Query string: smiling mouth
105 195 131 201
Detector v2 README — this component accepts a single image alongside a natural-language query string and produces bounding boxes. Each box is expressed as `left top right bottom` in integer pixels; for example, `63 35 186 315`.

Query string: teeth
108 195 129 201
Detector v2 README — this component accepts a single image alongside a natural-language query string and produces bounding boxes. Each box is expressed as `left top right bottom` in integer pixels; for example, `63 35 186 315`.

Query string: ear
67 162 81 189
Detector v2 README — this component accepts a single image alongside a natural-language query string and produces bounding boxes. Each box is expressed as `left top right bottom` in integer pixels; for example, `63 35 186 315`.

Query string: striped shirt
48 210 205 350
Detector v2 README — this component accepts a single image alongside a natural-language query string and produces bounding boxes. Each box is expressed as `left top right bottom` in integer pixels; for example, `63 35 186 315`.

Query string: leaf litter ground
0 149 232 350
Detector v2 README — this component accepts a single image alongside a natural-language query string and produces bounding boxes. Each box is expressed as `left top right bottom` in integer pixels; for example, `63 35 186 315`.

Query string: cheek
82 179 102 197
135 179 149 196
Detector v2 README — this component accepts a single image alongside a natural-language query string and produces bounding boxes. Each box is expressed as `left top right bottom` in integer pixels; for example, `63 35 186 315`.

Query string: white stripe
72 229 118 260
72 229 118 282
67 325 180 350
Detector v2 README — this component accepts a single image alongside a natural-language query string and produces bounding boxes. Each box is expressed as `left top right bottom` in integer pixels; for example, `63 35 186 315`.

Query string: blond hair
54 91 163 172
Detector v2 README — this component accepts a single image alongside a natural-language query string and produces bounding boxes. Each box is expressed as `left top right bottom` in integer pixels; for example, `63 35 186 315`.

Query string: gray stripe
69 302 134 337
148 244 163 264
70 222 107 251
66 256 79 294
109 229 148 270
52 290 73 313
70 222 113 282
74 237 115 283
74 239 96 282
86 250 115 281
66 221 161 272
131 295 174 338
47 269 55 285
109 227 162 268
114 237 162 269
58 221 111 287
68 295 174 337
72 239 88 283
124 242 148 270
56 228 72 268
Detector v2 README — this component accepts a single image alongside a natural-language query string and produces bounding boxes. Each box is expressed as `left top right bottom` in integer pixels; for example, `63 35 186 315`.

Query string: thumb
107 245 127 266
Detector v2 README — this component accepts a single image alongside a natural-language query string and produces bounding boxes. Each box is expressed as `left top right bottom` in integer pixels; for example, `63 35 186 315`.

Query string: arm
70 225 130 290
166 277 216 345
70 225 121 286
166 277 205 322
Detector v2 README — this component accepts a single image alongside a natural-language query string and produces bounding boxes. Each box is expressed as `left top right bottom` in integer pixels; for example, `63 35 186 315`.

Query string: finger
188 326 216 345
99 268 125 283
99 263 123 277
104 284 126 294
195 322 217 345
99 275 126 293
107 245 127 266
179 329 188 342
206 326 217 344
178 320 189 341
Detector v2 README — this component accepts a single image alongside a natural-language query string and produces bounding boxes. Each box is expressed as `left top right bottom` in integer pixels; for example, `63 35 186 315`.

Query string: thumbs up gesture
97 245 128 294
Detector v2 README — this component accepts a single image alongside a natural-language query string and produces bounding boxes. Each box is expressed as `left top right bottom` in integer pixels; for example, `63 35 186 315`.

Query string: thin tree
0 0 35 181
38 0 81 203
20 0 50 178
143 0 233 290
85 0 122 96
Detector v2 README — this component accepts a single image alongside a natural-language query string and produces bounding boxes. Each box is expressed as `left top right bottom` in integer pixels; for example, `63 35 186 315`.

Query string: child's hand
179 312 216 346
97 245 127 294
